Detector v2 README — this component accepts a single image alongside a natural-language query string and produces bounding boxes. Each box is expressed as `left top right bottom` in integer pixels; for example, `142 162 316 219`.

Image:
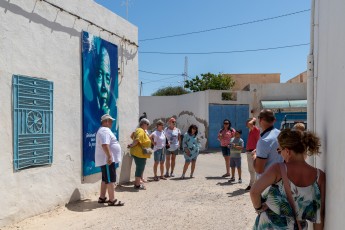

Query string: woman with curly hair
250 129 325 229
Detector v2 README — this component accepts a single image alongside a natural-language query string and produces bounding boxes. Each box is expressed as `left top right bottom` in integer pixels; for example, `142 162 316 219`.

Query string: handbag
142 147 153 155
279 163 302 230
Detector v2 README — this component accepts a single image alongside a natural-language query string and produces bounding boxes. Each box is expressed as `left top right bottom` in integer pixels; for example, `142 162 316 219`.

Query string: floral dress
182 133 200 161
254 169 322 230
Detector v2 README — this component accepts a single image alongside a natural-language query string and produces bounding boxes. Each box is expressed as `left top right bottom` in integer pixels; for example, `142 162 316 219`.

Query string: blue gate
208 104 249 148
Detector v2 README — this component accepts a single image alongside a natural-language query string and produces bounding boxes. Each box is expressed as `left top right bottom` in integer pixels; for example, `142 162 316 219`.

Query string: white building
310 0 345 228
0 0 138 227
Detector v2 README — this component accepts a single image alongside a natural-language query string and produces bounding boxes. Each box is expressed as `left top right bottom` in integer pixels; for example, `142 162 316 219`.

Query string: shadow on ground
205 176 229 180
116 184 139 193
216 181 234 186
170 177 193 181
65 199 106 212
227 188 248 197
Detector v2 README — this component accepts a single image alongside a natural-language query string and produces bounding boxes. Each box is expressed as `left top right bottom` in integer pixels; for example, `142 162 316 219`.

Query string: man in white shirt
95 114 124 206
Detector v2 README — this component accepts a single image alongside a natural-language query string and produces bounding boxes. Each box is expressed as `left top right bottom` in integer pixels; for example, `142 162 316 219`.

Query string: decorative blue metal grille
13 75 54 170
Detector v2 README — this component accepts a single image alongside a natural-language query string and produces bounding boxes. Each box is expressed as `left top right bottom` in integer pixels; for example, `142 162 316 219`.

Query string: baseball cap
101 114 115 122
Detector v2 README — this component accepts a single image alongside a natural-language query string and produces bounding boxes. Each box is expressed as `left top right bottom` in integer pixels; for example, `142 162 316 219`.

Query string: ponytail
302 131 321 156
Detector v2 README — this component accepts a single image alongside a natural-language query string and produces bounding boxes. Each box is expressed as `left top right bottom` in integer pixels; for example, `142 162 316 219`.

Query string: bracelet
255 204 266 214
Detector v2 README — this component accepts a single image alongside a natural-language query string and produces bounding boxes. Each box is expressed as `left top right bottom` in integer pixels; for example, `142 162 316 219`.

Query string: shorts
166 149 179 155
100 162 116 184
221 146 230 156
154 148 166 162
230 157 241 168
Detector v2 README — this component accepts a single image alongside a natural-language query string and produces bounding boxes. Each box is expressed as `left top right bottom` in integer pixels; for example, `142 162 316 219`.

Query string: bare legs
159 162 164 177
230 167 242 180
165 154 171 176
181 160 197 178
171 154 176 175
153 161 159 177
154 161 165 178
165 153 176 176
224 156 230 176
100 181 115 201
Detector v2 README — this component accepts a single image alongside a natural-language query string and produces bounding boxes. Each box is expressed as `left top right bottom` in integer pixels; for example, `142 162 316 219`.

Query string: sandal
134 184 146 190
160 176 167 180
153 176 159 181
108 199 125 206
222 173 230 177
98 197 108 203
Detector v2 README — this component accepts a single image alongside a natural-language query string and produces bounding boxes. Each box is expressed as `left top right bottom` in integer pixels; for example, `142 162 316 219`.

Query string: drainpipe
307 0 316 167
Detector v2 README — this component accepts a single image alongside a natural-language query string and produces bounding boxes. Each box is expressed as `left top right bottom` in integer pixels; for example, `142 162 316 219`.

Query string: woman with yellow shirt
127 118 152 190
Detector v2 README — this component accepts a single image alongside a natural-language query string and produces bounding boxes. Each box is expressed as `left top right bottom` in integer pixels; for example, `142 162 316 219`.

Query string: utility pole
183 56 188 88
122 0 130 20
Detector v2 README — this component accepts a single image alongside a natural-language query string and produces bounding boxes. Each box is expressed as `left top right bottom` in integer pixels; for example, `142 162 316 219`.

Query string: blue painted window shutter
13 75 54 170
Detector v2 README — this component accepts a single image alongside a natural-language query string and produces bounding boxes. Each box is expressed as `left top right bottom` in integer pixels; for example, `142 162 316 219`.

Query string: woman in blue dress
181 124 200 179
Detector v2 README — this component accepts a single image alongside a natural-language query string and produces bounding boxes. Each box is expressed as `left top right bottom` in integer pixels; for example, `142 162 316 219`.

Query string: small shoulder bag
279 163 302 230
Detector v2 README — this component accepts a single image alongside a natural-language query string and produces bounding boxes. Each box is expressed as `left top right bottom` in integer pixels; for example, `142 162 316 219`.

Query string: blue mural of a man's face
95 47 111 115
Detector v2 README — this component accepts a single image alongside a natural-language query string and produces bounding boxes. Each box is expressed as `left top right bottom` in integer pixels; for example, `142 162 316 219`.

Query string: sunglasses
223 123 229 125
277 147 285 154
171 121 176 124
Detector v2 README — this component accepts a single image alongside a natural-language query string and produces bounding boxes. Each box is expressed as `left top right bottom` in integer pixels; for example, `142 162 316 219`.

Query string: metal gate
208 104 249 148
13 75 54 170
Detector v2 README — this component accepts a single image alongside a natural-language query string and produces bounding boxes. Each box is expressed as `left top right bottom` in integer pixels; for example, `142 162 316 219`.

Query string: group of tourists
126 116 200 189
93 109 326 229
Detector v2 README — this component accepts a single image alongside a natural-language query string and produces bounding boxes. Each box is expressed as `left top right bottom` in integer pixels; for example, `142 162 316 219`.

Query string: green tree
151 86 189 96
184 72 235 92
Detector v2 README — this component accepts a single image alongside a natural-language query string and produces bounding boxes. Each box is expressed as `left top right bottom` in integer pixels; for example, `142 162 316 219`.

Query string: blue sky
95 0 311 96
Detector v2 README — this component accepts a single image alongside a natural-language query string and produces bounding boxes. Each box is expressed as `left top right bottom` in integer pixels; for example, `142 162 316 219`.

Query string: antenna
121 0 131 19
183 56 188 88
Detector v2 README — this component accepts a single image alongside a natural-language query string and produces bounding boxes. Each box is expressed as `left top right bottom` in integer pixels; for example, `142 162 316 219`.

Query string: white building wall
314 0 345 228
0 0 138 227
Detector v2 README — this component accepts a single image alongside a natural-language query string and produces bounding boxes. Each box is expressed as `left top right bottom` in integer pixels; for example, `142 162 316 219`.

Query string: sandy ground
2 152 257 230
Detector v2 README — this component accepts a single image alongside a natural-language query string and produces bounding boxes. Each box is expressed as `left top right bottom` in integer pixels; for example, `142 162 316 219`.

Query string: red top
218 128 235 147
246 126 260 150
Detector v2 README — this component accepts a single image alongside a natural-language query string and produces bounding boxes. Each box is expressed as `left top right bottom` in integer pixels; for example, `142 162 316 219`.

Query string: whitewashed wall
140 91 209 149
0 0 138 227
314 0 345 228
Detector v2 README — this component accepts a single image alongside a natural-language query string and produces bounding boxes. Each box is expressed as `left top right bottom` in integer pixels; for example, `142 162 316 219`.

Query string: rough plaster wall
140 92 209 149
0 0 138 227
315 0 345 228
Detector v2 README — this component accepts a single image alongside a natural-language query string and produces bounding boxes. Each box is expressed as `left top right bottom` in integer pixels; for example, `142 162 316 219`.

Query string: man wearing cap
95 114 124 206
253 109 283 178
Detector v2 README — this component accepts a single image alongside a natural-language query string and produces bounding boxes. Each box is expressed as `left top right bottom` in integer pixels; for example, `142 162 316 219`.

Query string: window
13 75 54 170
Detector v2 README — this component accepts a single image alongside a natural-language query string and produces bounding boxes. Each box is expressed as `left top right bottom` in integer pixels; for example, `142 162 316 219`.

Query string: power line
142 75 182 84
139 70 182 75
139 43 310 55
139 9 310 42
39 0 138 47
